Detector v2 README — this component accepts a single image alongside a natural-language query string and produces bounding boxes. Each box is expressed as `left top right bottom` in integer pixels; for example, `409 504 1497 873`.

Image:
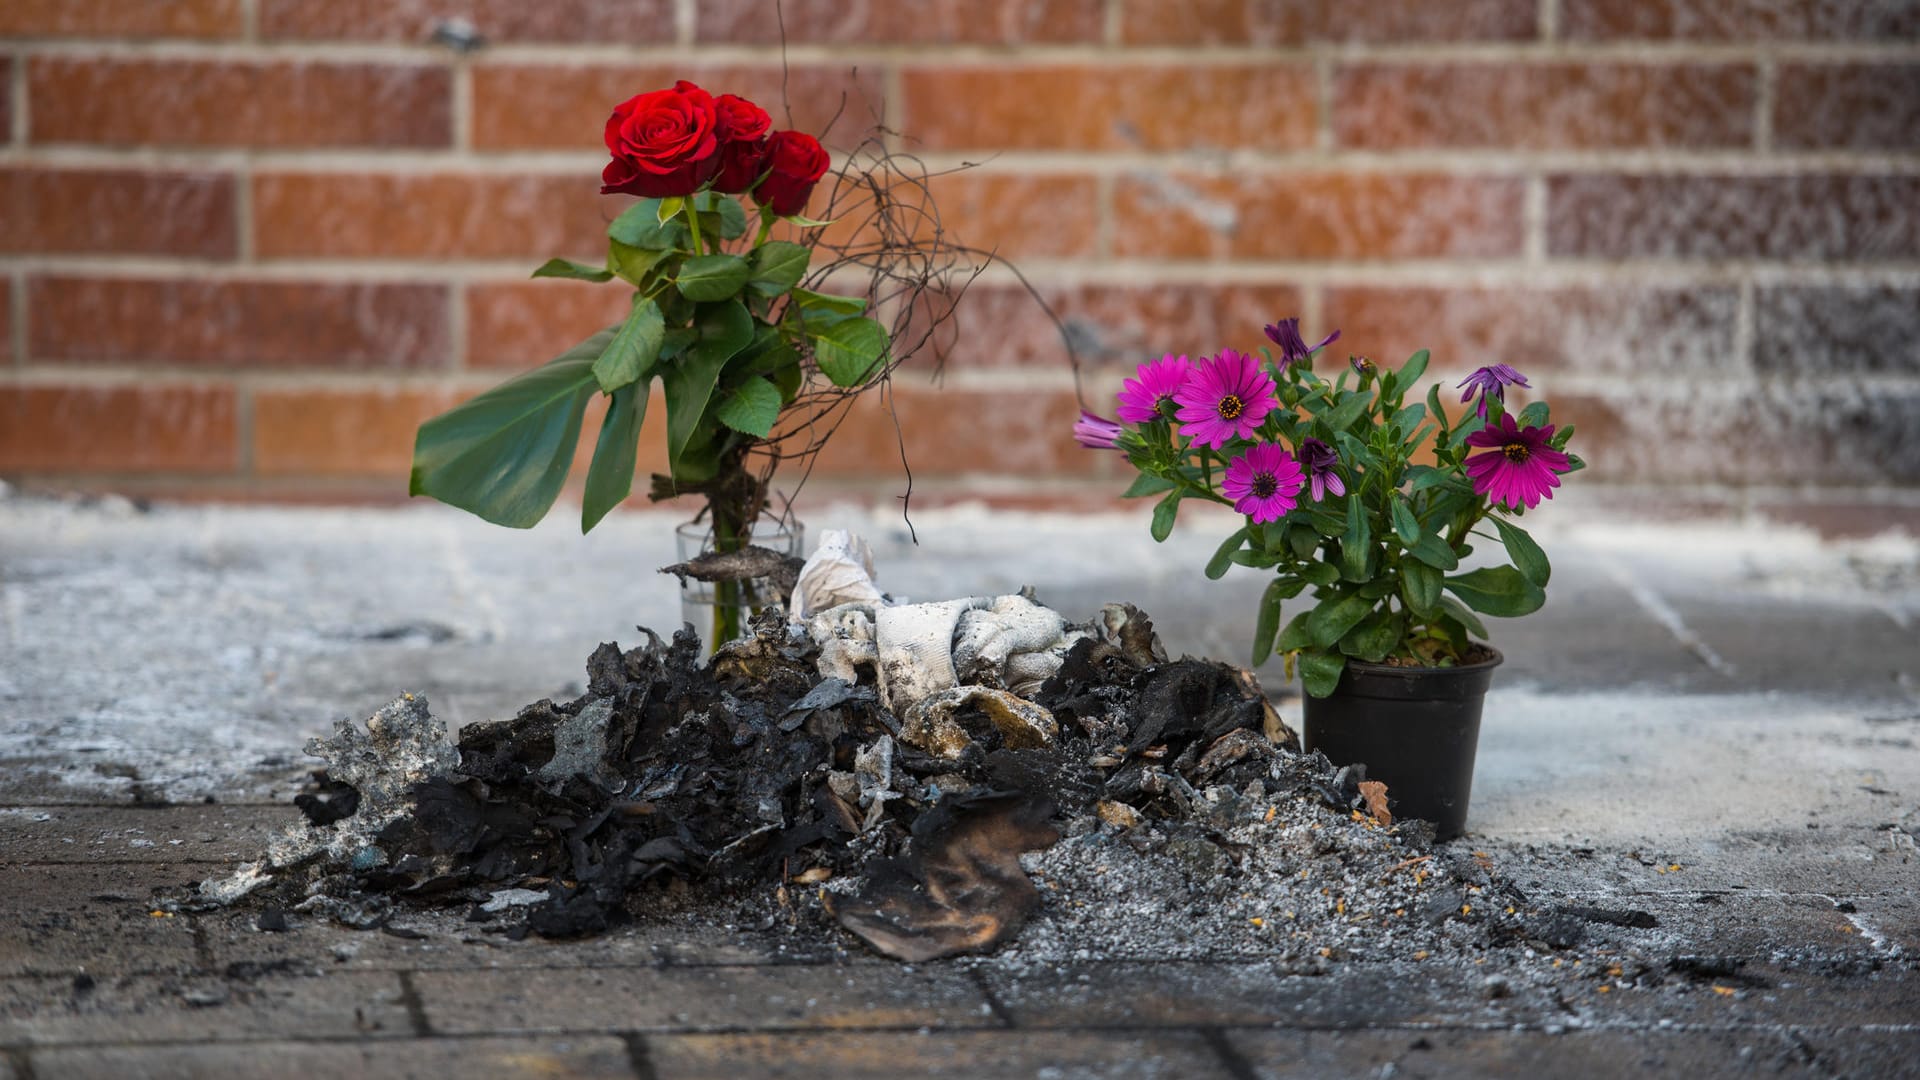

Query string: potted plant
408 80 948 649
1079 319 1584 838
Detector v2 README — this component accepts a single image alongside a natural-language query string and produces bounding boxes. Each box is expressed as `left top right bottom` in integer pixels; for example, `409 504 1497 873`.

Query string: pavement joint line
962 966 1016 1028
620 1032 660 1080
1201 1026 1263 1080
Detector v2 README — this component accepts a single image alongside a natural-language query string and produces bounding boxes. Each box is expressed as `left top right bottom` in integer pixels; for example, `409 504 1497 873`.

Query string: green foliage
811 316 889 387
532 257 614 283
715 375 782 438
591 296 664 393
582 383 647 532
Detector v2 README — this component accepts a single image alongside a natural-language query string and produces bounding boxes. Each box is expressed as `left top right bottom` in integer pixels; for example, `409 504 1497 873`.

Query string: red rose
600 80 721 199
711 137 770 195
713 93 770 143
751 130 831 217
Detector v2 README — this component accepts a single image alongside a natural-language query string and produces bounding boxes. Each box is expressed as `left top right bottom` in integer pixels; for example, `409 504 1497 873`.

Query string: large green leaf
608 199 687 250
607 241 672 286
1339 494 1372 581
1406 532 1460 571
1298 649 1346 699
1389 495 1420 546
1446 566 1546 618
791 288 867 332
1437 594 1488 638
812 315 888 387
663 301 754 472
1206 527 1249 581
1490 516 1551 586
531 257 613 283
1251 578 1285 667
1121 473 1175 499
1339 607 1404 663
1400 559 1441 618
675 254 751 302
1306 591 1374 648
581 382 648 533
409 328 610 529
1150 490 1182 543
747 241 811 297
1276 610 1314 653
715 375 782 438
1399 349 1430 389
591 296 665 393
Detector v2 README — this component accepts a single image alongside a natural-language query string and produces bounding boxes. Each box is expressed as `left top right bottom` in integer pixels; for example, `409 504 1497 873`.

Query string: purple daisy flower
1263 317 1340 369
1172 349 1276 449
1296 437 1345 502
1072 410 1124 450
1464 414 1571 511
1115 354 1192 424
1222 442 1306 524
1457 363 1531 417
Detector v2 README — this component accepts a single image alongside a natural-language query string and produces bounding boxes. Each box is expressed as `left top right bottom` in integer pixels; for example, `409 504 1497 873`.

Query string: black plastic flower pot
1300 650 1502 842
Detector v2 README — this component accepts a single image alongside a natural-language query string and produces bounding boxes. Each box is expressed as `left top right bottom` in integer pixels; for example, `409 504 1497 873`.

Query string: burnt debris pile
201 600 1450 961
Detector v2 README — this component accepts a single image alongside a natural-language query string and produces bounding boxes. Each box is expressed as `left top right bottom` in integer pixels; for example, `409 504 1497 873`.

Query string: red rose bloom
600 80 722 199
713 93 770 143
752 130 830 217
709 92 773 194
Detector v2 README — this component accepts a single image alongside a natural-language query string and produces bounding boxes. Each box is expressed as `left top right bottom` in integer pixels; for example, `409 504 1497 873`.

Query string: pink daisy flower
1115 354 1192 424
1464 414 1572 510
1222 443 1306 524
1072 410 1124 450
1173 349 1276 449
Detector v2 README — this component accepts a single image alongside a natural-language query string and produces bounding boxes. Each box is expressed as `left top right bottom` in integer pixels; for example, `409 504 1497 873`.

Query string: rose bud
751 130 831 217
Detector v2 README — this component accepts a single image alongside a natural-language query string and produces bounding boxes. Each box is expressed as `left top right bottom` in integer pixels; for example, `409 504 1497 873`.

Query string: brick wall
2 0 1917 518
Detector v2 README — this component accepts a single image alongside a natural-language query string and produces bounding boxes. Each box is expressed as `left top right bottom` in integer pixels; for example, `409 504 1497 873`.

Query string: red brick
29 59 451 148
1774 64 1920 151
0 384 237 472
1561 0 1920 39
1334 64 1755 150
1755 286 1920 376
2 168 237 257
29 277 450 370
472 65 882 151
466 281 634 370
0 0 241 38
255 173 620 260
1113 173 1526 260
915 174 1100 259
1324 285 1739 377
0 279 12 363
900 65 1317 152
808 384 1096 479
253 384 670 481
261 0 675 43
0 59 11 139
697 0 1103 43
1120 0 1536 44
1547 174 1920 260
911 282 1306 371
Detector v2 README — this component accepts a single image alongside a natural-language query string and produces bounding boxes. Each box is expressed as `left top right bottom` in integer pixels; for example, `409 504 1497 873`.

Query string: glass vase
675 519 804 654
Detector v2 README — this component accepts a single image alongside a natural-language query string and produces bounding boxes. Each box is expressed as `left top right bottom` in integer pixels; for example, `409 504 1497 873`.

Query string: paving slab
28 1036 636 1080
644 1029 1232 1079
414 964 996 1035
1230 1027 1920 1079
0 863 201 977
0 805 299 864
0 970 408 1046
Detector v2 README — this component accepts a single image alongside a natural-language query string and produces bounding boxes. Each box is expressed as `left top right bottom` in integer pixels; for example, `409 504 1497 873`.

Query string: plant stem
707 500 747 651
685 202 705 256
753 213 774 248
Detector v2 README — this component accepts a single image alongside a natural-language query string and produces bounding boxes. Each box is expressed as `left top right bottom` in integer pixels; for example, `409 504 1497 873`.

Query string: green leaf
1405 465 1449 494
581 383 648 533
1399 349 1430 389
1325 390 1371 432
746 240 811 297
1251 579 1285 667
691 191 748 239
608 199 687 250
1121 473 1176 499
1519 400 1551 428
531 257 614 283
1426 382 1450 442
656 196 683 223
1289 524 1322 560
1206 527 1250 580
1300 561 1339 586
1150 490 1183 542
1389 496 1420 546
1446 565 1546 618
714 375 782 438
1564 452 1587 474
812 315 888 387
782 213 837 228
1490 515 1551 586
1306 591 1374 648
675 254 751 302
606 241 672 286
1299 649 1346 699
1340 494 1372 582
591 296 665 393
1276 611 1314 652
1400 560 1441 618
663 301 754 472
410 327 609 529
1406 533 1460 571
791 288 867 320
1438 594 1488 639
1340 607 1403 663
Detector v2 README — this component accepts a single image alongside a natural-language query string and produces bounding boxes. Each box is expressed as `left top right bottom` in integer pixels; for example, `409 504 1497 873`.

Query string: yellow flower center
1503 443 1530 464
1217 394 1245 421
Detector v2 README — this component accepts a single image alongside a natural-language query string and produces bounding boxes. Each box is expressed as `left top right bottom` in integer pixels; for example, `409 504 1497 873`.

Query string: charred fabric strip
198 603 1326 961
658 545 805 597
